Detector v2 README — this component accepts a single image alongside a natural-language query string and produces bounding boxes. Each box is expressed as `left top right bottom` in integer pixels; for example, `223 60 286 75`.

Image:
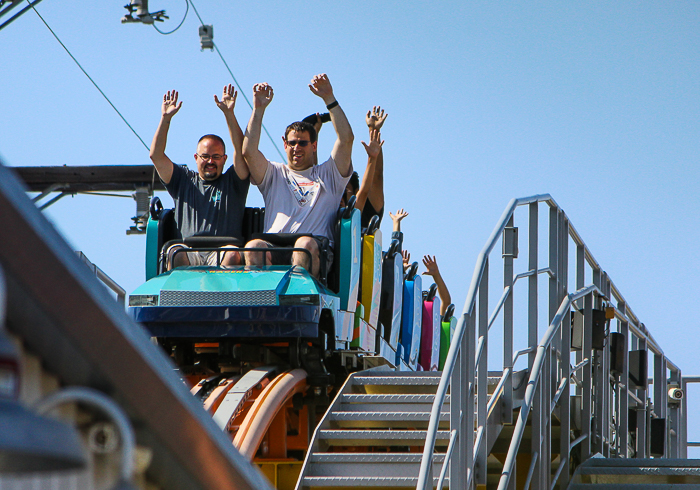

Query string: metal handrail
496 284 598 490
416 193 683 490
417 194 554 490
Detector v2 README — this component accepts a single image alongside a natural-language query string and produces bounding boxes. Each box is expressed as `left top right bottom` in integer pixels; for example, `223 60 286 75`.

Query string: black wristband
326 100 339 110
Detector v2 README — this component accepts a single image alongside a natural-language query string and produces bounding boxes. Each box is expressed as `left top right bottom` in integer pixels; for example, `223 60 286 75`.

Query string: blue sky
2 1 699 447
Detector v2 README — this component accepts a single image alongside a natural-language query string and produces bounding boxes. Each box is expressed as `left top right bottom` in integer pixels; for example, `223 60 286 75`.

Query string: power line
27 1 150 152
152 0 188 35
187 0 286 162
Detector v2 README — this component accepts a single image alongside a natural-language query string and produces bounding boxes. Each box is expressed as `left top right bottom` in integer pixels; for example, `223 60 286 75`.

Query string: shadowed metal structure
10 165 165 193
0 159 272 489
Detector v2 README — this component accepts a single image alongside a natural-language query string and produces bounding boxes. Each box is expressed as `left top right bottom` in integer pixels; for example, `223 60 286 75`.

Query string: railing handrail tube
417 194 556 490
496 284 598 490
416 194 554 490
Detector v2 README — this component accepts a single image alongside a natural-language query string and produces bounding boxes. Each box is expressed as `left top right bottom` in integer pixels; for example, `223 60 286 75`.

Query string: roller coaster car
128 196 363 385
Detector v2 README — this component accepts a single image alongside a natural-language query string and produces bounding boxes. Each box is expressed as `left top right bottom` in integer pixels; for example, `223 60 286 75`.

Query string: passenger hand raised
161 90 182 118
422 255 440 277
309 74 335 104
366 106 388 130
214 84 237 114
253 83 274 110
361 129 384 159
402 250 411 272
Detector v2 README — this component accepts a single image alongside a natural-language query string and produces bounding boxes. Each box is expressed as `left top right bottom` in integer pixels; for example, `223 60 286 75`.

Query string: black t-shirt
164 164 250 240
361 199 384 230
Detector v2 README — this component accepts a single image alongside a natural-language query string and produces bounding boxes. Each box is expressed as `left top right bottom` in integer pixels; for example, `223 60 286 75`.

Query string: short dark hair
349 171 360 193
284 122 317 143
198 134 226 154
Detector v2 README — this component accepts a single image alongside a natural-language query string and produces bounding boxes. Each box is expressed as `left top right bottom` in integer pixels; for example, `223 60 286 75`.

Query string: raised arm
149 90 182 184
242 83 274 185
215 84 249 180
365 106 388 210
355 129 384 212
309 74 353 177
422 255 452 316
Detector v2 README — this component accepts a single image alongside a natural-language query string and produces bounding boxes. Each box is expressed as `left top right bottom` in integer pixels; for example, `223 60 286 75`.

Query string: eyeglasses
197 153 224 161
286 140 311 147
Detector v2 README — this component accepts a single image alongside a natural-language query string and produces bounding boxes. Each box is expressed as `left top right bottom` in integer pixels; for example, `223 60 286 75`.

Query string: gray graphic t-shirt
257 157 351 248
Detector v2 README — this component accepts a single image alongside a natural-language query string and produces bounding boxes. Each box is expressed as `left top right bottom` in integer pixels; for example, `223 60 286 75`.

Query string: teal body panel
145 215 159 281
337 208 361 311
131 266 328 300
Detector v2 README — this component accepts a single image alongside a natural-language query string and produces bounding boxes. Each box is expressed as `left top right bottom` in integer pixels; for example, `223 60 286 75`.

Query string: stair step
354 375 441 386
302 475 448 488
305 452 445 478
342 394 450 404
318 429 450 446
580 458 700 469
310 453 445 463
569 485 695 489
330 411 450 428
578 466 700 476
331 411 449 421
339 394 449 415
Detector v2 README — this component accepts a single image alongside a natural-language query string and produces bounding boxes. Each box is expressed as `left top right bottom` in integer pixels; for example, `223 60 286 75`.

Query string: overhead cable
27 1 150 151
187 0 286 162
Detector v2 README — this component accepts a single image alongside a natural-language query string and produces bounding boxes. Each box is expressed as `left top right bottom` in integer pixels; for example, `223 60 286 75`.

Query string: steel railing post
581 293 593 460
668 367 682 458
558 309 571 489
476 261 488 485
503 216 515 424
528 203 539 371
618 301 629 457
466 309 476 487
449 340 464 490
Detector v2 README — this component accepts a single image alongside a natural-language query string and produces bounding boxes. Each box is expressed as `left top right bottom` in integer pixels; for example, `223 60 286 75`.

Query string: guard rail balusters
416 194 684 490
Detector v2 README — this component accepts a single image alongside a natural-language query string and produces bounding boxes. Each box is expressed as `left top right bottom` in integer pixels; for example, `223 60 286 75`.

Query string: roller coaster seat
248 232 331 286
379 239 403 349
400 264 423 370
145 197 361 299
145 198 267 280
419 284 441 372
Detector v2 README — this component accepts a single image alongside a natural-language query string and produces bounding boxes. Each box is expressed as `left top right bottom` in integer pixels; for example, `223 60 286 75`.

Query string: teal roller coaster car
128 196 370 379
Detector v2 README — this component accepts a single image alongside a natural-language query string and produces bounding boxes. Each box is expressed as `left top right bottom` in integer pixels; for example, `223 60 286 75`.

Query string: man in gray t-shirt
149 85 250 268
241 74 354 278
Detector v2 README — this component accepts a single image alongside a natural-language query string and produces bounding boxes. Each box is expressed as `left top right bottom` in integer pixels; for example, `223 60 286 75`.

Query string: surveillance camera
668 387 684 402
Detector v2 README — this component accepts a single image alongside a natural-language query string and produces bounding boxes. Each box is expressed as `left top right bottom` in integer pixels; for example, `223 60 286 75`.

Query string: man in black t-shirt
149 85 250 268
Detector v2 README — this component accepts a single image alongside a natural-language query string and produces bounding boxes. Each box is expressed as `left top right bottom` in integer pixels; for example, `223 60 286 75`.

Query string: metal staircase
296 194 697 490
297 370 449 489
296 368 530 489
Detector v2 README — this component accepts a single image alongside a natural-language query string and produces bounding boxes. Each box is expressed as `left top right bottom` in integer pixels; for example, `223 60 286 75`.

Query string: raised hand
253 83 274 110
361 129 384 159
422 255 440 277
402 250 411 272
390 208 409 225
309 73 335 103
366 106 388 130
214 84 237 114
161 90 182 118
